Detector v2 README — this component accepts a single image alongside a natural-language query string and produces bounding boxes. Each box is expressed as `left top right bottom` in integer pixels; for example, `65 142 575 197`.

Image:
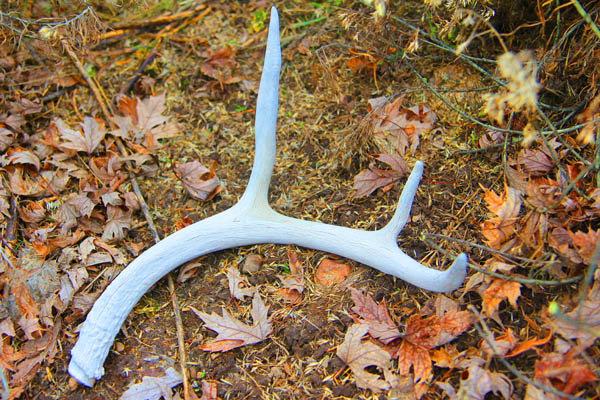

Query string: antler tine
68 7 467 387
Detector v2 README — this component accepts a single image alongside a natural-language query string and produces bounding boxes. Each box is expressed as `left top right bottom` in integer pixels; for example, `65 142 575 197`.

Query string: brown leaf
480 185 522 249
533 352 597 395
102 205 132 242
458 364 512 400
225 266 255 300
480 278 521 323
199 380 218 400
56 117 106 154
1 148 41 171
368 96 436 155
189 293 272 352
479 328 518 357
396 340 432 391
277 251 304 294
553 289 600 349
517 148 554 176
575 93 600 145
569 228 599 265
174 160 221 201
353 153 408 198
349 287 401 344
241 254 262 274
404 296 472 349
119 366 182 400
315 258 351 286
336 324 394 392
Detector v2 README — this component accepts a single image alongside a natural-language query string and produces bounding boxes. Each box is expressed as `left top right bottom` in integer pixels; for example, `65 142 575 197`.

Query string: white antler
68 7 467 387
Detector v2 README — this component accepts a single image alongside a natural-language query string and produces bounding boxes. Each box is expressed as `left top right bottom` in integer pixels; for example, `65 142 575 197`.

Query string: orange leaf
396 340 432 384
481 278 521 322
534 352 597 395
506 330 552 358
479 185 522 249
315 259 351 286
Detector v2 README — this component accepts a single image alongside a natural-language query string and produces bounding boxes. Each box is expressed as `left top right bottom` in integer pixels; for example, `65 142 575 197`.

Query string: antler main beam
68 7 467 387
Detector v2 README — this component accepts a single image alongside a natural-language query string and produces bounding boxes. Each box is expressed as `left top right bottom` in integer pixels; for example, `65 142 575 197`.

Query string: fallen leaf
506 330 552 357
457 364 513 400
517 148 554 176
276 251 305 303
479 328 518 357
315 258 351 286
119 366 182 400
177 261 202 283
569 228 599 265
480 185 522 249
349 287 401 344
396 340 431 394
174 160 221 201
56 117 106 154
553 288 600 349
353 153 408 198
111 93 179 150
368 96 436 155
336 324 394 392
533 352 597 395
575 93 600 145
200 46 241 89
190 293 272 352
0 148 41 171
480 278 521 323
225 266 255 300
102 205 132 242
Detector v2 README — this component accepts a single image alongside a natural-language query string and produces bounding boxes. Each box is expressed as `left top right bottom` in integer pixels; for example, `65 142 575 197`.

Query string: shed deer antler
68 7 467 387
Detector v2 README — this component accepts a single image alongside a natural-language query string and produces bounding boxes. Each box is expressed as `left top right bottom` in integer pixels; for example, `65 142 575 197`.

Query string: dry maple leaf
532 352 597 396
0 148 41 171
336 324 394 392
119 366 182 400
111 93 179 150
353 153 408 198
55 117 106 154
479 278 521 323
200 46 242 89
102 205 132 242
349 287 401 344
480 185 522 249
225 266 255 300
455 364 512 400
517 148 554 176
553 284 600 348
189 293 272 352
396 295 472 397
569 228 599 265
174 160 221 201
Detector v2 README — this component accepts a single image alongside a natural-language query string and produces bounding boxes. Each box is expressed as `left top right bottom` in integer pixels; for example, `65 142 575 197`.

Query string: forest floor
1 1 599 399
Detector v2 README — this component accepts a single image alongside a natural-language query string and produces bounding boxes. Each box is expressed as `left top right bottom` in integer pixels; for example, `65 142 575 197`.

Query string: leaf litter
1 1 599 399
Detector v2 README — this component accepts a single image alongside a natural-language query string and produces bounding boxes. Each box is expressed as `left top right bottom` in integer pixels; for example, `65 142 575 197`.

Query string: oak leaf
190 293 272 352
225 266 255 300
174 160 221 201
349 287 401 344
353 153 408 198
56 117 106 154
336 324 394 392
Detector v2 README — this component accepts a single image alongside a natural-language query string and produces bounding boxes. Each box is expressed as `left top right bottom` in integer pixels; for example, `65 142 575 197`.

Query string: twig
571 0 600 40
421 233 584 286
469 305 583 400
60 35 114 120
118 51 157 96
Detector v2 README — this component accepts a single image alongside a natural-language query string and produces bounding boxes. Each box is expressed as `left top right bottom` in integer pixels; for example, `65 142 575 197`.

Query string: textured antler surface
68 7 467 387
